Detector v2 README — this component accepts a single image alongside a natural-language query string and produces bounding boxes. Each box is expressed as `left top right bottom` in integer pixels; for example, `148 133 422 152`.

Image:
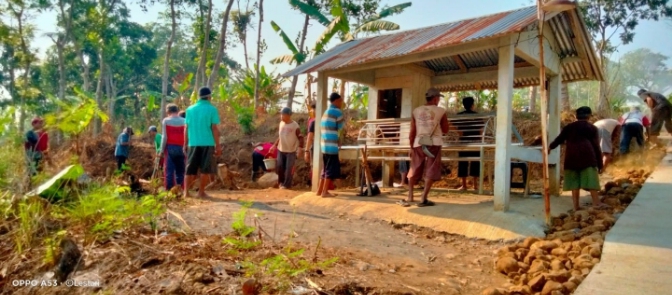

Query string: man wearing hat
637 89 672 147
316 93 345 198
25 117 49 175
184 86 221 198
269 107 303 189
398 88 449 207
115 126 134 171
549 106 608 211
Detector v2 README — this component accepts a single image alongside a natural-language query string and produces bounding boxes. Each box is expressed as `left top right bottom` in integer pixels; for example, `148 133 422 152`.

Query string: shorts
650 105 672 136
398 161 409 174
321 154 341 180
457 151 480 177
597 127 612 154
408 146 442 181
186 146 216 175
563 167 600 191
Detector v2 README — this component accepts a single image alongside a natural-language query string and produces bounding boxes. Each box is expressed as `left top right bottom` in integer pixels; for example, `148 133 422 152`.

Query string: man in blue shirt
114 127 134 171
316 92 344 198
184 86 221 198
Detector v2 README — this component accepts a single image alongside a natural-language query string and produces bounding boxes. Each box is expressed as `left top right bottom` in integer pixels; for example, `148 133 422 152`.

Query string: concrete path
290 189 584 241
575 152 672 295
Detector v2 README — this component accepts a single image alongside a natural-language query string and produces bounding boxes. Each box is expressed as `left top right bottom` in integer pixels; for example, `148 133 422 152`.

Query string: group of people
250 93 344 196
114 87 220 199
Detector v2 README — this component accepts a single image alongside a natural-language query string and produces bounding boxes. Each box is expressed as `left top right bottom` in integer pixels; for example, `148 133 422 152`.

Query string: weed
232 200 255 237
43 230 67 266
14 198 47 253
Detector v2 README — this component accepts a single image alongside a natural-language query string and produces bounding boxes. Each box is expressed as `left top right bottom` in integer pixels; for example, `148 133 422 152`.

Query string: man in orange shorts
398 88 449 207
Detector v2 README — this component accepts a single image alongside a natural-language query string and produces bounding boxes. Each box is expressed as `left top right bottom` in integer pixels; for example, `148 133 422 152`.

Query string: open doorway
377 89 402 119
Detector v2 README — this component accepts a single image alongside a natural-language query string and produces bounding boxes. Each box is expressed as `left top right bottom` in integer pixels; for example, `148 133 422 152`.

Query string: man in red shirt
158 104 186 190
25 117 49 175
619 106 650 155
252 142 277 181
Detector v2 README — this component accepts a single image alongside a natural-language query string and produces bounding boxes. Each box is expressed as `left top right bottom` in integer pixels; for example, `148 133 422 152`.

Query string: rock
540 281 564 295
531 241 559 252
516 248 530 261
157 273 183 294
566 251 580 259
353 261 374 271
256 173 278 188
603 198 621 207
581 244 602 258
561 222 581 231
496 257 520 275
518 262 530 272
593 219 614 229
568 276 583 285
550 260 565 271
55 238 82 282
564 261 572 270
482 287 506 295
523 237 541 249
551 291 564 295
581 268 591 275
529 260 550 274
242 279 261 295
562 281 578 293
617 194 634 204
573 210 590 221
444 287 461 295
497 246 517 257
603 181 618 193
509 285 533 295
528 274 547 292
546 270 570 283
607 186 624 195
580 225 606 235
550 248 567 257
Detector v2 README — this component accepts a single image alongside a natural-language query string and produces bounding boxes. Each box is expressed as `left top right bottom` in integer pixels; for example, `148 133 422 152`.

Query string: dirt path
173 189 508 294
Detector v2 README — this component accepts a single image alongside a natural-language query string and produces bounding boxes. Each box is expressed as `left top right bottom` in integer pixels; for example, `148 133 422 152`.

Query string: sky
22 0 672 105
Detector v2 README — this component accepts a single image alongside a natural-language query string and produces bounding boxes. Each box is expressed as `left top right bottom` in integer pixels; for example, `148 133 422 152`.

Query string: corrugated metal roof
283 6 538 77
283 5 603 88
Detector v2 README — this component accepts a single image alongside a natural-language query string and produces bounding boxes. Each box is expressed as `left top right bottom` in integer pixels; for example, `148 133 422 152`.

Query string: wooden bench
342 113 528 195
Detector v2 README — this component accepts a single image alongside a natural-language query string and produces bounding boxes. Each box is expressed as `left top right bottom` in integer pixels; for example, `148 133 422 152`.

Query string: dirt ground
172 189 509 295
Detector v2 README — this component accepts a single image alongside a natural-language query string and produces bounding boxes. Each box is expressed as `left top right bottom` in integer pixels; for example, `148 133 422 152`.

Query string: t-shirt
115 132 131 157
25 130 48 152
412 105 446 148
185 99 220 147
619 111 650 127
549 120 602 171
644 91 672 109
320 104 344 155
160 116 186 153
154 133 162 153
593 119 620 134
455 109 483 142
278 120 300 153
254 142 277 158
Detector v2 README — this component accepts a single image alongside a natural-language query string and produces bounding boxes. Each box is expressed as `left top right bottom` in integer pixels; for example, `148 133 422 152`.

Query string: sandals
396 200 411 207
416 200 436 207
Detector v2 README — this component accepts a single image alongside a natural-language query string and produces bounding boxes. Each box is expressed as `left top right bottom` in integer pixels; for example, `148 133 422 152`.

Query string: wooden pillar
311 72 328 192
493 38 514 211
548 75 562 196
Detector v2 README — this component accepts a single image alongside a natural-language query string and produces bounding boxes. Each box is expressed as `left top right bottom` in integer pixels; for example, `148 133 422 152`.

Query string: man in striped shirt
317 92 344 198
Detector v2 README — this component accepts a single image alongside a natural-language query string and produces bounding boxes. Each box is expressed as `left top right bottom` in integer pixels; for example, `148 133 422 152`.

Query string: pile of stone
484 169 649 295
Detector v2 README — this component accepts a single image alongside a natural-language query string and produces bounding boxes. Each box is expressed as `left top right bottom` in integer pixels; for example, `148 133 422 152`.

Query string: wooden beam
548 76 562 195
435 61 532 76
567 11 597 80
403 64 435 77
453 55 468 73
562 56 583 65
432 66 538 87
324 38 497 75
329 71 375 86
511 31 561 76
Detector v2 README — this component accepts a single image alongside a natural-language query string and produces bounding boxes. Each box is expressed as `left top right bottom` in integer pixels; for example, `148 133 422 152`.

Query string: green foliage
222 201 261 252
25 164 84 202
43 89 109 137
14 198 47 253
43 230 67 266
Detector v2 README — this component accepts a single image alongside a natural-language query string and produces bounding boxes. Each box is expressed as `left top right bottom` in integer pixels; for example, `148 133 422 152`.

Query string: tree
619 48 672 92
579 0 672 114
253 0 264 113
231 1 254 70
160 0 178 119
192 0 213 100
207 0 236 87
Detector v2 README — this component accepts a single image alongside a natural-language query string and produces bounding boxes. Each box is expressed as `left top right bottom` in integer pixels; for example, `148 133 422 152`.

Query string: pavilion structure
283 5 603 211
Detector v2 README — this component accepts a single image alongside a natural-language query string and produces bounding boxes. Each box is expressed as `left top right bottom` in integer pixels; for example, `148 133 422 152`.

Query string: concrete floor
575 152 672 295
290 188 593 241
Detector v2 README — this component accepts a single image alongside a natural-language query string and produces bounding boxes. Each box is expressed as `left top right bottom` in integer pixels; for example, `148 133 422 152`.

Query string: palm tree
231 3 254 70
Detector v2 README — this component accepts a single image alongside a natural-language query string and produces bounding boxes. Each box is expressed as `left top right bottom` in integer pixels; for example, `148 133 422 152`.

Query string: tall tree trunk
94 52 105 135
595 49 610 115
529 86 537 112
285 14 310 109
16 9 31 134
106 67 116 123
77 49 91 92
561 83 571 111
161 0 177 118
193 0 213 98
55 40 67 144
207 0 236 88
253 0 264 112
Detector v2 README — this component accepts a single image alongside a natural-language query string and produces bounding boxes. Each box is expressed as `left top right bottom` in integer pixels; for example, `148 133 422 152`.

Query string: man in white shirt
269 107 303 189
593 118 621 169
619 106 650 155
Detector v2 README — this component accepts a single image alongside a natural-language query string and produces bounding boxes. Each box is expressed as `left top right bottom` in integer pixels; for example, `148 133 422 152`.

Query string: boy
115 127 134 171
25 117 49 175
158 104 186 190
269 107 303 189
549 106 609 211
317 93 345 198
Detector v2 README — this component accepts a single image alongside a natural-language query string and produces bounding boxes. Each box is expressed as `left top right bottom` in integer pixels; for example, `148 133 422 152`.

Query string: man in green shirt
184 86 221 198
148 126 163 170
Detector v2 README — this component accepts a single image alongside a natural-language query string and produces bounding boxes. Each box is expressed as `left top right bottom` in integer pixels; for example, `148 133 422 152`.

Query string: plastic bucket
263 158 276 170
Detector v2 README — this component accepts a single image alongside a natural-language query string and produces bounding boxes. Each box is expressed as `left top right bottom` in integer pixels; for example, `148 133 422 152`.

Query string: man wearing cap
549 106 608 211
115 127 134 171
269 107 303 189
637 89 672 147
159 103 186 190
398 88 449 207
316 93 345 198
184 87 221 198
25 117 49 175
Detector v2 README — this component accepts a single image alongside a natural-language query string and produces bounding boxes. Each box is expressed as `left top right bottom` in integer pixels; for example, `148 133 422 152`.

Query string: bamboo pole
538 0 552 226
